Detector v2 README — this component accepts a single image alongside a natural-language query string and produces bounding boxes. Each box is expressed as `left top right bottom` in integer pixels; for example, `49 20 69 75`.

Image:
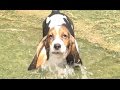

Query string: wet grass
0 10 120 79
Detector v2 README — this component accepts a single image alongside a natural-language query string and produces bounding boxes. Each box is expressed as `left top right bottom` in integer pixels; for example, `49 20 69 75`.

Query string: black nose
54 43 61 50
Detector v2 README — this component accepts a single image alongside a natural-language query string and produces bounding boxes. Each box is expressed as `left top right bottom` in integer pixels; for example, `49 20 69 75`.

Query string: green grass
0 10 120 79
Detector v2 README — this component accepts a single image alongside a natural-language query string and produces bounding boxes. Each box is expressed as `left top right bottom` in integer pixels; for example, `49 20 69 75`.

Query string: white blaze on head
50 26 67 54
46 14 67 28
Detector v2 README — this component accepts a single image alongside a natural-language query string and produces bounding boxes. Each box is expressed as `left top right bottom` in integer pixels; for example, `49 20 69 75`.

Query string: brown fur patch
59 26 70 47
46 28 57 46
36 47 47 68
47 25 71 47
28 36 48 70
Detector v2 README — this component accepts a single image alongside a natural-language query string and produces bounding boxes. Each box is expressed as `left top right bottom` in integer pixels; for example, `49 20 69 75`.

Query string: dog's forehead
48 25 70 36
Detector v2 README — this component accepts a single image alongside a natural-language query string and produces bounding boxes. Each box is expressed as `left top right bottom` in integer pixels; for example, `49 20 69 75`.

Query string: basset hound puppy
28 10 87 78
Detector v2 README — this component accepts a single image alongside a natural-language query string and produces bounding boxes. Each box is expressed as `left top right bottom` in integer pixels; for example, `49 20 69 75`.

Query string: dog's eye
62 34 68 39
49 34 53 39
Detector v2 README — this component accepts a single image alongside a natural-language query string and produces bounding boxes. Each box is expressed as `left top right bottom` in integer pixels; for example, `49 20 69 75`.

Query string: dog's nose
54 43 61 50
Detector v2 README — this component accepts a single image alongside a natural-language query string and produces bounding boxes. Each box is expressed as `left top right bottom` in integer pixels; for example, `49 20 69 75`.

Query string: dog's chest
43 54 74 77
46 54 67 68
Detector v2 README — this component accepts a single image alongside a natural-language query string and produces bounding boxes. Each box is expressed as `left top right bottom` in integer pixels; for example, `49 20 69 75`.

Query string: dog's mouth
52 52 63 54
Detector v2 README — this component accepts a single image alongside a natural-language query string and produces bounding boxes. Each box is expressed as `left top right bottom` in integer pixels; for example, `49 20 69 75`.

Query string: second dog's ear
28 36 48 70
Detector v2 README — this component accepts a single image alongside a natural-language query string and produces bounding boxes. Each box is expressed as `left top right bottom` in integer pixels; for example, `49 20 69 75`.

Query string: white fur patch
46 14 67 28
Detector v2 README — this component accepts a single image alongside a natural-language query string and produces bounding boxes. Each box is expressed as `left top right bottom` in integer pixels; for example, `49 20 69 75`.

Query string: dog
28 10 87 78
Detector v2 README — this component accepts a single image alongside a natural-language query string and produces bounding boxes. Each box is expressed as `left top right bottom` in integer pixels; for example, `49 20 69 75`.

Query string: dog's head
46 25 71 55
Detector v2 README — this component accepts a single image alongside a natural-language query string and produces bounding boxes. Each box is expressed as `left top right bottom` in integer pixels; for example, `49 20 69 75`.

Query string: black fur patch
28 54 38 70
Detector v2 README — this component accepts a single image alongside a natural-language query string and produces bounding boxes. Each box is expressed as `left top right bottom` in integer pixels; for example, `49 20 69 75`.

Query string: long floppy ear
69 35 83 65
28 36 48 70
67 35 88 78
